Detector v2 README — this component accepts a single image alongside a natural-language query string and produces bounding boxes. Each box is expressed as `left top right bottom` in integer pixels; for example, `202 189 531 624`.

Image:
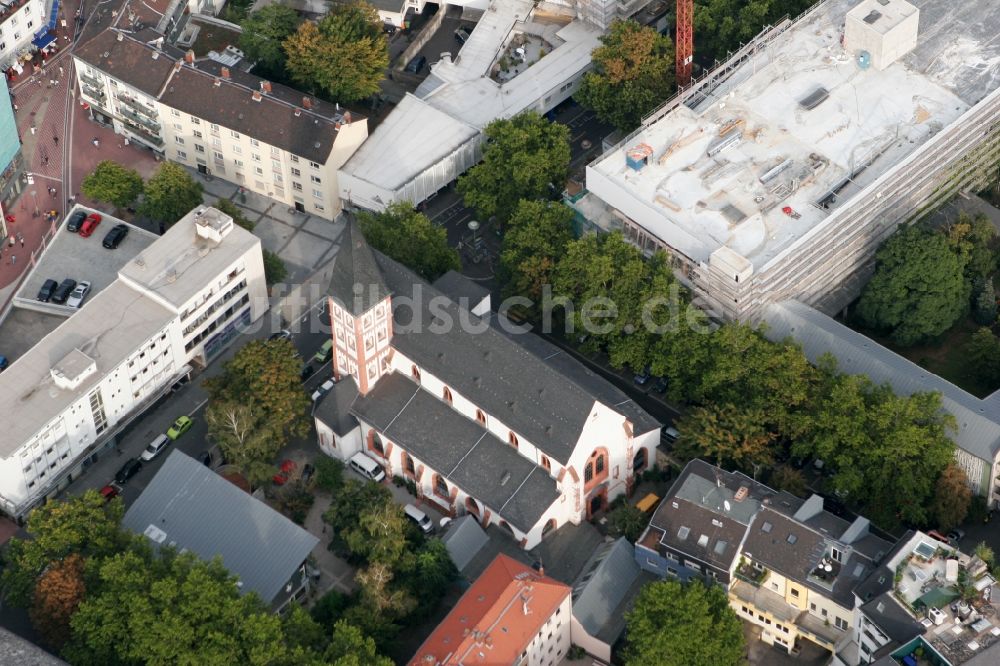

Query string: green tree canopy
624 579 744 666
80 160 144 209
263 248 289 285
457 111 570 223
932 463 972 531
205 401 283 486
576 20 675 132
240 5 301 72
856 225 969 346
283 2 387 103
674 403 775 471
946 212 997 284
357 203 460 281
965 327 1000 387
324 620 393 666
694 0 816 60
139 162 205 227
500 200 574 306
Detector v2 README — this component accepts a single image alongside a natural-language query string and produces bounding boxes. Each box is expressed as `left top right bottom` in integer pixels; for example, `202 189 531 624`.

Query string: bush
567 644 587 660
392 475 406 488
607 504 647 542
310 589 352 629
263 249 288 285
314 456 345 493
967 495 990 524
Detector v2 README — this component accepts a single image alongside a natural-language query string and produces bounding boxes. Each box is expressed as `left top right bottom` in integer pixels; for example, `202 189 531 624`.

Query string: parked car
99 483 121 502
947 528 966 543
633 366 652 386
114 458 142 484
37 278 58 302
662 426 679 443
404 504 434 534
197 450 212 467
0 356 8 372
166 415 193 440
382 23 396 35
300 463 315 486
301 364 315 382
311 378 335 402
140 434 171 462
78 213 102 238
927 529 951 545
454 26 472 44
269 329 292 341
51 279 78 304
102 223 129 249
653 376 669 394
66 281 92 308
312 339 333 364
66 210 87 232
405 54 427 73
273 459 297 485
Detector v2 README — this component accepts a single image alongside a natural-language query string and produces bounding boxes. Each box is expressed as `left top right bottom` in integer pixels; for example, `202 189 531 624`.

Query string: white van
404 504 434 534
662 426 679 443
140 434 171 461
349 452 386 482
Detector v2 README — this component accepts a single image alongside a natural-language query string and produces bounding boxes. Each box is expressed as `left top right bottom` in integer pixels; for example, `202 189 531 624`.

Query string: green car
166 415 193 440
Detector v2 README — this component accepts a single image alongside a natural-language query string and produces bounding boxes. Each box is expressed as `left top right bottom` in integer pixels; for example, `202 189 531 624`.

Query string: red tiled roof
410 554 570 666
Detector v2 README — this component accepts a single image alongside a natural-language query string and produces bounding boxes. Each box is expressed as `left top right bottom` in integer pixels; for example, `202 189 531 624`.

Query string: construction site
579 0 1000 321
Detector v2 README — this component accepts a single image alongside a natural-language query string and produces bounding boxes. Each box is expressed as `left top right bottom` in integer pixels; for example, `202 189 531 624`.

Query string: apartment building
636 460 892 658
73 28 368 221
0 72 23 228
578 0 1000 321
0 206 266 519
0 0 47 69
312 221 660 549
410 554 572 666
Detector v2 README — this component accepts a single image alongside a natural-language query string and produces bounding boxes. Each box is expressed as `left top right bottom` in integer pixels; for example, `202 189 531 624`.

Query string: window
26 20 32 28
312 188 323 199
585 462 594 483
291 167 301 177
214 151 224 160
255 166 264 176
170 109 180 117
311 175 322 184
176 150 187 159
790 588 799 598
190 116 201 124
370 432 384 456
292 182 302 192
231 130 240 138
309 161 320 169
442 387 453 404
194 144 205 153
596 455 605 474
212 138 222 148
193 130 203 139
235 159 244 167
174 136 185 145
250 138 259 147
835 617 849 631
210 123 219 132
233 145 242 155
404 454 415 475
435 475 449 498
272 159 282 170
173 122 183 130
252 153 261 162
632 448 647 473
290 154 299 163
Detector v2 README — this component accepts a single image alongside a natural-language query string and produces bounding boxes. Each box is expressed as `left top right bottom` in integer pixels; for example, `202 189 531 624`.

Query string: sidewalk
302 491 357 597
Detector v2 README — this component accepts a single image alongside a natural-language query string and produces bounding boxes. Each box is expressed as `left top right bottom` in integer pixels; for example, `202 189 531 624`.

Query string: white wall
570 615 611 663
525 593 572 665
0 0 47 64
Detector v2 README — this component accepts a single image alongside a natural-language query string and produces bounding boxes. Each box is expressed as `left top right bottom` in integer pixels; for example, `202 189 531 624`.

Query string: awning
32 33 56 50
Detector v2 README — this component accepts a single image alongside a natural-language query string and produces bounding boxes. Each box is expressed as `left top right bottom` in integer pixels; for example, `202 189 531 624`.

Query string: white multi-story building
312 221 660 549
0 205 267 519
73 28 368 221
0 0 47 69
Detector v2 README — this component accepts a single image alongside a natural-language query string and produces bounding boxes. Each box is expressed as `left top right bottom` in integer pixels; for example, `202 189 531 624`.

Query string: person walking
53 136 58 145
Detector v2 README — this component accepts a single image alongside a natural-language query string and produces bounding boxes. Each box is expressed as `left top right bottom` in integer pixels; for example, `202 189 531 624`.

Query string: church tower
325 219 392 395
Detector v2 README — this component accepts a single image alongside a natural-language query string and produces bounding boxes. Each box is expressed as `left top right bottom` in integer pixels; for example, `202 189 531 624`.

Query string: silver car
66 281 92 308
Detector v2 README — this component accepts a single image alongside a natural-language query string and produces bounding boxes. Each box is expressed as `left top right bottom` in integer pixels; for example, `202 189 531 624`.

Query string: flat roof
586 0 1000 268
0 280 174 457
119 206 260 309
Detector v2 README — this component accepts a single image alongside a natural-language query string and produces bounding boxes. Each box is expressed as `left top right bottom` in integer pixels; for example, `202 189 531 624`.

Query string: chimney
184 49 195 64
117 32 124 42
213 78 221 87
260 80 272 94
252 91 262 102
151 51 160 60
221 67 230 79
294 108 301 117
343 111 352 123
302 96 312 110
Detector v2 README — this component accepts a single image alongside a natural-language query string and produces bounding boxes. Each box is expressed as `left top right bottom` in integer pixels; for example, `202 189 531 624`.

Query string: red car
99 483 120 502
79 213 102 238
272 459 297 485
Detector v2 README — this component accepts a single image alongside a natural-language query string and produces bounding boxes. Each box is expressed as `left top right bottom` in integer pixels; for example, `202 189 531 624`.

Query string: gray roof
860 591 925 645
122 451 319 605
351 372 559 532
432 270 491 309
762 300 1000 462
441 515 489 573
855 531 916 604
327 218 391 316
312 376 359 435
0 627 67 665
372 251 659 464
572 538 641 638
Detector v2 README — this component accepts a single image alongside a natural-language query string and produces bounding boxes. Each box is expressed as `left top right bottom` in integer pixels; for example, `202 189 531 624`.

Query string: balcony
79 71 102 88
81 83 105 101
730 580 800 624
121 122 164 148
119 107 161 134
796 611 844 649
735 561 770 588
116 94 157 120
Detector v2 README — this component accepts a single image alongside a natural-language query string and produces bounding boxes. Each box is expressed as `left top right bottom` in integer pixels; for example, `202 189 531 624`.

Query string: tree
139 162 204 227
357 204 460 281
457 112 571 223
947 212 997 284
500 200 574 306
205 401 282 486
576 20 675 132
932 463 972 531
401 540 458 618
345 502 411 566
205 338 311 443
855 225 969 346
283 3 388 103
674 403 775 472
325 620 393 666
213 197 255 231
973 280 997 325
323 478 393 542
0 491 127 608
240 5 300 72
964 327 1000 386
80 160 144 209
29 553 86 649
607 503 648 542
624 579 744 666
313 456 345 493
768 465 807 497
264 248 289 285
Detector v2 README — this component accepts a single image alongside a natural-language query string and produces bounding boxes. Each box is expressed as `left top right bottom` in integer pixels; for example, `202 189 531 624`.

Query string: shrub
314 456 345 493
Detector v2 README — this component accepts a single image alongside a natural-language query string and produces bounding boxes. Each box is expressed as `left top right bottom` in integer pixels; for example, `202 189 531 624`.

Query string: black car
51 279 78 305
653 377 669 394
37 278 58 302
114 458 142 484
102 224 129 249
197 451 212 467
66 210 87 232
455 27 472 44
301 463 316 486
405 54 427 74
633 366 652 386
301 364 315 381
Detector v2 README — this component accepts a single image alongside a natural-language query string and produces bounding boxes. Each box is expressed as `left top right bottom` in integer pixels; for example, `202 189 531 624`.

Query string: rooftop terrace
586 0 1000 269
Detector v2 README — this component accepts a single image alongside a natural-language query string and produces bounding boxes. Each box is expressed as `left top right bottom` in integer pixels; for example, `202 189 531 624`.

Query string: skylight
715 540 728 556
698 534 709 548
678 526 690 540
787 534 798 544
762 521 773 533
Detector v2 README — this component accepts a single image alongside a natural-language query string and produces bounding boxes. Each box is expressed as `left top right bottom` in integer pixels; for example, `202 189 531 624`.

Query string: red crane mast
676 0 694 87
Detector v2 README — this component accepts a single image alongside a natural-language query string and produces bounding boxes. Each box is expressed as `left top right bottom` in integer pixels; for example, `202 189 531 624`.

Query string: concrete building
410 553 572 666
0 205 266 519
636 459 893 659
338 0 602 211
312 221 660 549
123 450 319 613
762 299 1000 503
0 0 48 71
73 25 368 221
578 0 1000 321
0 73 23 234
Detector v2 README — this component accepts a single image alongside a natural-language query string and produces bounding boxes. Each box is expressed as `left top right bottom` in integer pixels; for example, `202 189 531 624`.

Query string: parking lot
12 206 157 313
410 5 475 75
